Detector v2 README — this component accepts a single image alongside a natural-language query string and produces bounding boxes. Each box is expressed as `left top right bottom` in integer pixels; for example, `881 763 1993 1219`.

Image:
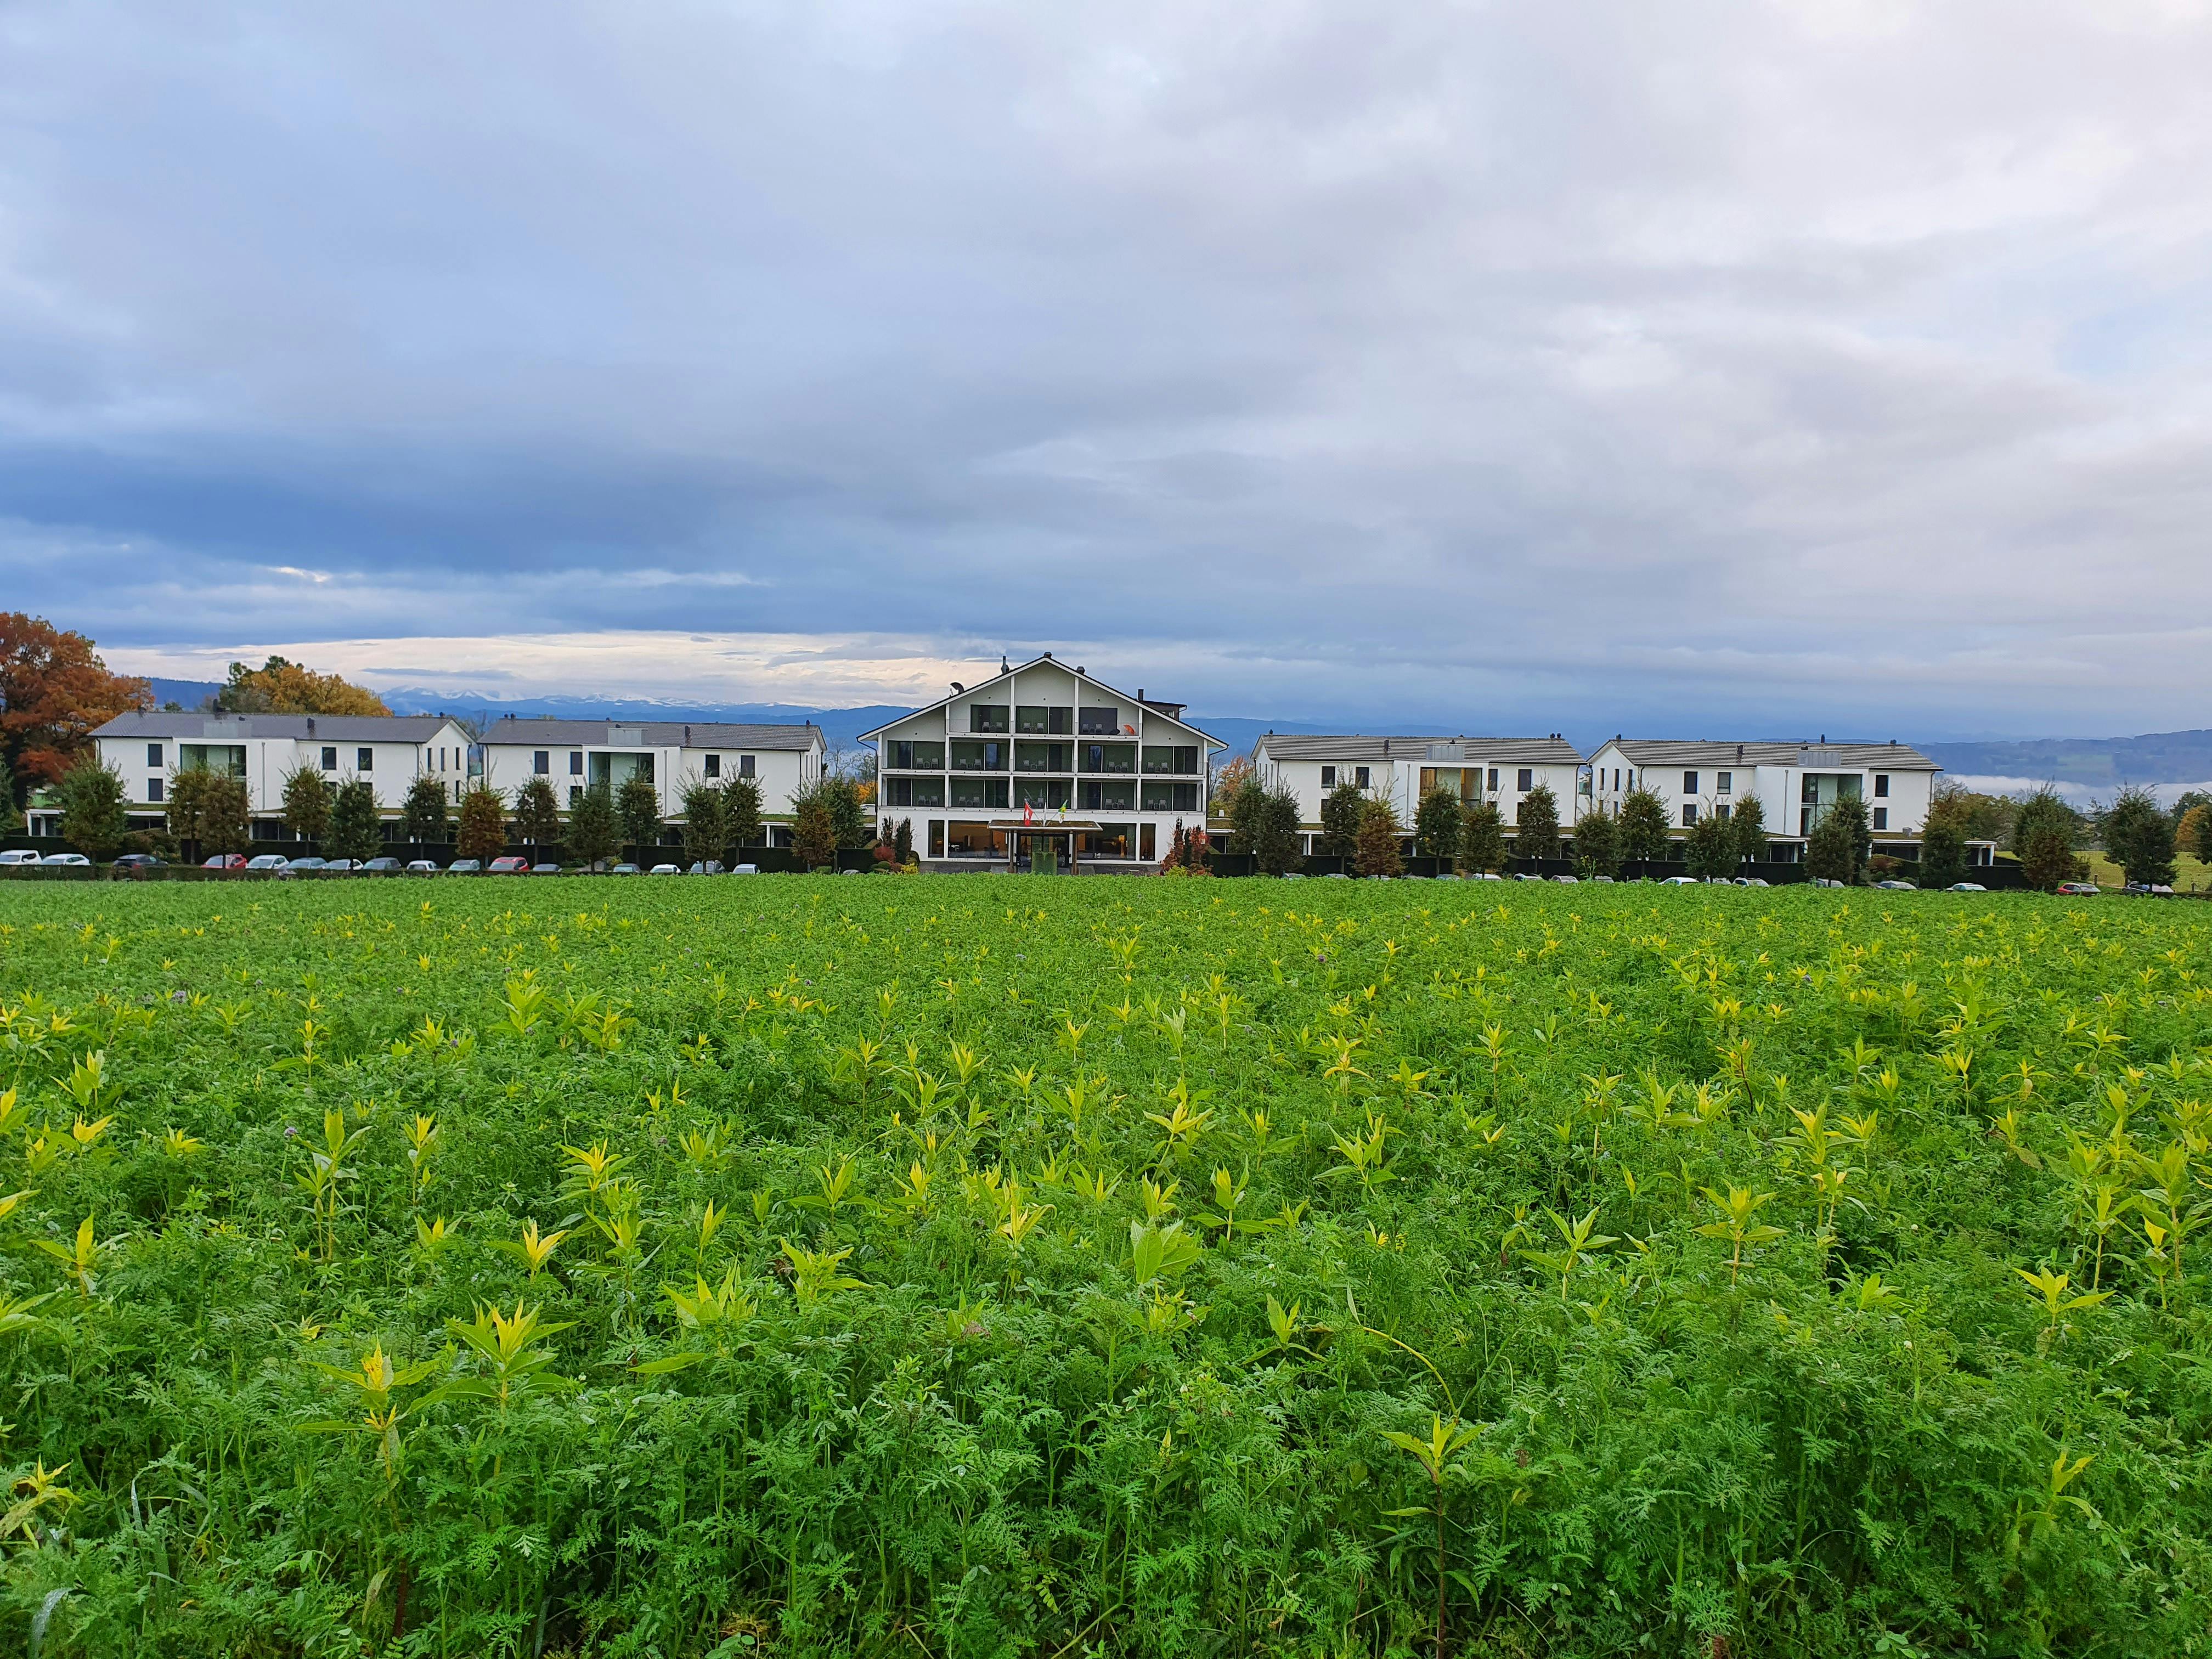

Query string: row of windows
1325 764 1542 794
1597 769 1893 799
1682 802 1892 831
880 778 1200 812
926 742 1199 775
529 750 755 780
906 820 1162 860
958 705 1132 737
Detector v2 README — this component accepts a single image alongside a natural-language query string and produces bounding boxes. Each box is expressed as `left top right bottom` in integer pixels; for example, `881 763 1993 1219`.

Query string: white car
245 854 288 871
0 848 41 865
649 864 681 876
1948 882 1988 893
1660 874 1699 885
405 860 441 873
40 852 92 867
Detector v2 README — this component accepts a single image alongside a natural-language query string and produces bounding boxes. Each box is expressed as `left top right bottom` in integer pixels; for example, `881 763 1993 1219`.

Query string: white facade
476 720 825 823
93 713 475 818
1583 738 1941 848
861 654 1222 868
1251 733 1585 849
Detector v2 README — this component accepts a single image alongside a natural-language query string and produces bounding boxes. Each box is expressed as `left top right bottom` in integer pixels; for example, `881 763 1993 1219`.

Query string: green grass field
2078 849 2212 892
1 876 2208 1658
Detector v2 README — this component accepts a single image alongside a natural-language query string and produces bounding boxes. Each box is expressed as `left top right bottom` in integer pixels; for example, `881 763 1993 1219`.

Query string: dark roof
478 719 821 751
1600 738 1938 770
95 712 463 741
1255 733 1584 766
857 654 1221 747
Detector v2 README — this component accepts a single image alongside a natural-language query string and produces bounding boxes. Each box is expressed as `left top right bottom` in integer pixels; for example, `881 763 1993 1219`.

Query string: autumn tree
401 774 451 847
513 776 563 848
1354 798 1404 877
280 762 332 847
216 655 388 716
793 793 836 870
1514 785 1561 862
722 775 764 851
456 786 508 862
0 613 150 797
55 758 129 861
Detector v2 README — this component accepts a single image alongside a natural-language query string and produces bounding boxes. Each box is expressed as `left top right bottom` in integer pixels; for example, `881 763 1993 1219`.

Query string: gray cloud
3 0 2209 736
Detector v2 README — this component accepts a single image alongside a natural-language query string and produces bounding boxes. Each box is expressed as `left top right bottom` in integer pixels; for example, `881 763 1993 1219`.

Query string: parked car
1874 879 1915 890
279 857 328 877
0 848 41 866
361 857 404 874
1660 874 1699 885
322 859 357 873
445 859 482 874
405 859 441 873
529 862 562 876
1550 874 1579 883
40 853 92 867
245 854 289 871
648 863 681 876
688 861 724 875
115 853 167 870
1733 876 1770 887
2124 882 2175 897
2056 881 2098 895
610 863 640 876
202 853 247 870
1948 882 1988 893
487 857 530 874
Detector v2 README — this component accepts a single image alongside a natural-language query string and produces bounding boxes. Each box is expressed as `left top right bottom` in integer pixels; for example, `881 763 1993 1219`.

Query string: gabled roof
95 712 465 742
1255 733 1584 766
1596 737 1938 770
857 654 1222 747
478 719 821 750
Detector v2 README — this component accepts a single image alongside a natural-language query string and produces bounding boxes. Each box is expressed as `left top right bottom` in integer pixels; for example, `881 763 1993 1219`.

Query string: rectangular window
1014 777 1071 809
705 754 721 778
1517 768 1534 792
945 820 1007 858
949 776 1010 810
1077 825 1135 859
358 748 374 771
323 746 338 770
1717 771 1733 794
181 744 247 777
533 751 550 775
148 777 164 803
1716 803 1731 821
1142 781 1199 812
1355 766 1371 788
1683 771 1699 795
928 820 945 859
1079 706 1120 735
884 777 946 807
889 740 912 769
1141 745 1199 775
1082 742 1135 773
1321 765 1337 787
739 754 755 778
968 704 1009 734
146 742 163 768
1872 808 1888 831
951 740 1006 771
1683 804 1699 826
569 752 584 776
1079 779 1136 811
1140 822 1156 860
1017 705 1074 735
1487 768 1499 791
1014 741 1071 772
1874 774 1889 797
569 786 582 807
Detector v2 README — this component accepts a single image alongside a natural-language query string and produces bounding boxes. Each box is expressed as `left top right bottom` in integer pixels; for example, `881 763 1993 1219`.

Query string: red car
202 854 247 870
487 856 531 874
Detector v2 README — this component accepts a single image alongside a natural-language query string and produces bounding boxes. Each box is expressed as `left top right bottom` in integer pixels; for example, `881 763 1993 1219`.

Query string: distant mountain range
140 679 2212 792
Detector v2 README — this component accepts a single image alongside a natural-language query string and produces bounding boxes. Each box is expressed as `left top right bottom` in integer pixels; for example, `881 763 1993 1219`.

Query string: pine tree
723 775 764 851
513 777 562 849
1319 781 1365 857
280 762 332 848
456 786 507 862
567 783 620 871
1224 774 1267 854
55 758 128 860
2011 789 2085 890
326 779 382 864
1728 793 1768 865
680 776 727 867
1807 795 1870 885
1917 817 1967 888
2102 785 2176 887
1616 787 1672 864
1459 800 1506 872
893 817 915 865
401 774 450 847
1414 788 1462 860
1250 786 1303 875
1514 785 1561 862
165 765 216 861
1571 808 1618 879
1355 798 1404 877
617 774 663 855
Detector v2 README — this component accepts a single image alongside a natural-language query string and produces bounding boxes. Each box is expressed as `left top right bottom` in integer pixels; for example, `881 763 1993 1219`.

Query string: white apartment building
1583 738 1941 853
93 712 475 834
1251 733 1585 852
476 720 825 830
860 654 1223 870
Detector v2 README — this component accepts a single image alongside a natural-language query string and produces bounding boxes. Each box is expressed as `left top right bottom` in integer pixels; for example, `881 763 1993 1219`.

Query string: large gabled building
860 654 1223 870
1251 732 1584 854
1583 737 1943 856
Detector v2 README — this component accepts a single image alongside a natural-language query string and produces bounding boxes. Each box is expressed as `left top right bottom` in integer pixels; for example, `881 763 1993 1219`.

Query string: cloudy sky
3 1 2209 737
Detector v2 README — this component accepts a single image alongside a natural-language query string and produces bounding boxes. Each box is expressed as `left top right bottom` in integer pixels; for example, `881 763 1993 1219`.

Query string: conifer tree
1571 808 1618 878
280 761 332 848
1616 787 1673 864
1414 788 1462 860
1514 785 1561 862
326 778 382 864
513 776 562 849
567 783 620 870
1355 798 1404 877
617 774 663 854
401 773 450 847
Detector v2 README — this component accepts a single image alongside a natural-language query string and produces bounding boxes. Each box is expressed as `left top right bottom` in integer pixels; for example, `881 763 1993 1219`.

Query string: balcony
1080 743 1136 774
1141 745 1200 776
950 741 1007 772
1015 742 1072 773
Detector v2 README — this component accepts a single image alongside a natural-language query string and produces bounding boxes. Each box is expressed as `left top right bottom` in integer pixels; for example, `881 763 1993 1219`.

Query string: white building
1250 733 1585 853
93 712 475 835
1582 738 1942 855
476 720 825 832
860 654 1223 870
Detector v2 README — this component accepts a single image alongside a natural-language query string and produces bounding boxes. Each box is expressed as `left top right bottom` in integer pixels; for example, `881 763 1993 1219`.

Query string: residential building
475 720 825 835
860 654 1223 869
1250 733 1584 853
93 712 475 837
1582 738 1942 855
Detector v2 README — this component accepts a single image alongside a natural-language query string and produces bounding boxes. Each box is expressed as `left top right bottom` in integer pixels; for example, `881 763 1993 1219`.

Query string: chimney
1736 743 1743 761
307 717 315 737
